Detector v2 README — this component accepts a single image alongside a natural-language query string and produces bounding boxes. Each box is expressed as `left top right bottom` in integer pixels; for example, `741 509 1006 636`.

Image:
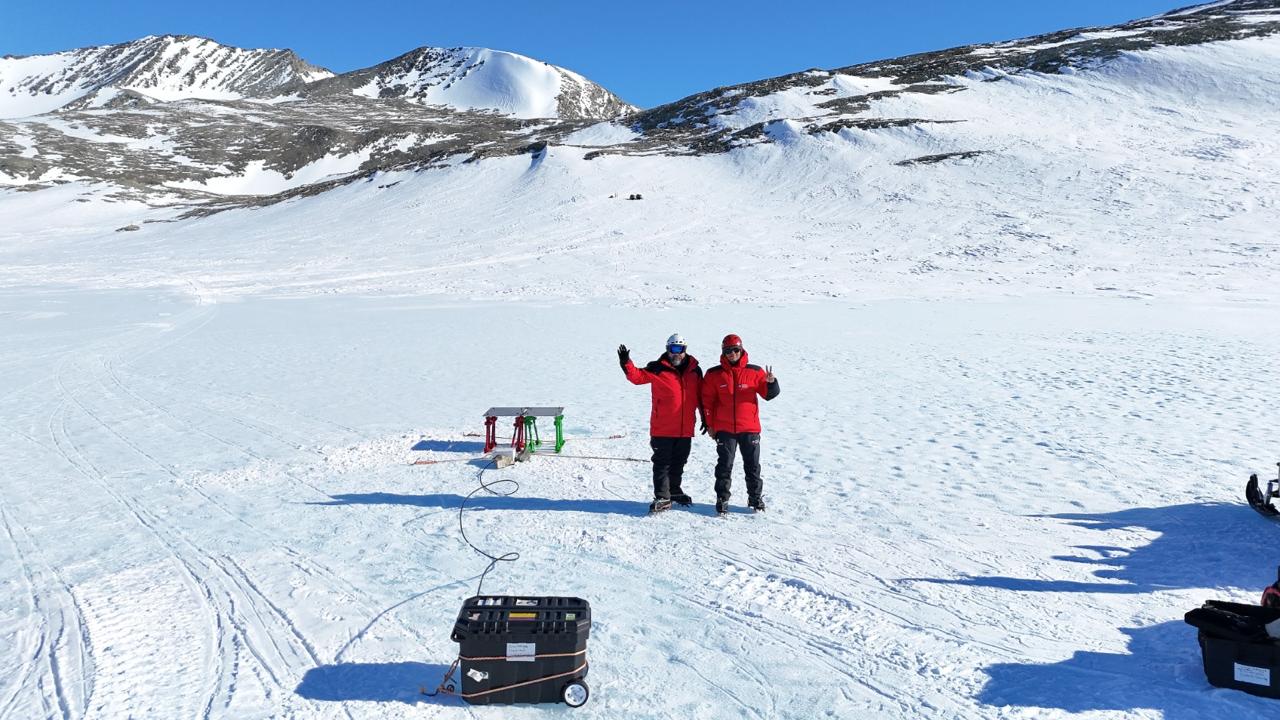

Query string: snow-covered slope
307 46 634 120
0 35 333 118
2 258 1279 720
1 9 1277 302
3 0 1277 204
0 40 633 196
626 0 1280 153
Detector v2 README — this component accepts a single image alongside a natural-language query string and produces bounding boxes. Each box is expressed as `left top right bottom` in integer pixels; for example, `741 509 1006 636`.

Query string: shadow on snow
979 621 1275 719
295 661 464 705
309 491 732 516
411 439 487 453
912 502 1277 593
907 502 1279 715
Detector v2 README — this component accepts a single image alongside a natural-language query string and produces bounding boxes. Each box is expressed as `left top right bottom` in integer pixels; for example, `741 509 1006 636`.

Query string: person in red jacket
618 333 705 513
702 333 780 515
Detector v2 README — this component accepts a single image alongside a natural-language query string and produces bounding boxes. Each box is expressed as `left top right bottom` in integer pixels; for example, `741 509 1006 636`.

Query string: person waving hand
619 333 705 513
701 334 780 515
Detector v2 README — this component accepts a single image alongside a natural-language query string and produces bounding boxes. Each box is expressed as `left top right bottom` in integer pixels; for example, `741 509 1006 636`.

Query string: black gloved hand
617 344 630 368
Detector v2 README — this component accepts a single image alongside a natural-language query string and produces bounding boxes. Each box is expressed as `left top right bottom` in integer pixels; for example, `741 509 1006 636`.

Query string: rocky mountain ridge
301 45 634 120
0 35 332 118
0 34 632 121
624 0 1280 154
0 0 1276 212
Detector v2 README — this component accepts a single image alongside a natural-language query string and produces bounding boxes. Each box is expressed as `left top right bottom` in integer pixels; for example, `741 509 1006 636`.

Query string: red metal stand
483 416 498 453
512 415 527 453
480 407 564 456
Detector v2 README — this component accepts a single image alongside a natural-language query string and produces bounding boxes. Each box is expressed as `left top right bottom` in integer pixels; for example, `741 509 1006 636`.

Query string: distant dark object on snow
895 151 987 167
627 193 643 200
116 224 140 232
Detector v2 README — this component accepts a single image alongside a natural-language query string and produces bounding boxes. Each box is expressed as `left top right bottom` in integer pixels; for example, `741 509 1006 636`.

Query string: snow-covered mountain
0 35 333 118
0 36 630 125
0 0 1277 302
305 46 634 120
628 0 1280 154
0 37 635 199
2 0 1277 206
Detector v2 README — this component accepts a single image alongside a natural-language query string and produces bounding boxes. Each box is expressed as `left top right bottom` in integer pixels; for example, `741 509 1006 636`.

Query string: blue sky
5 1 1187 107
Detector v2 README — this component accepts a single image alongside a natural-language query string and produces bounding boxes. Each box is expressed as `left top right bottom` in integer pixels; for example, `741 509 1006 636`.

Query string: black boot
649 498 672 514
749 497 766 512
715 499 728 515
672 494 693 506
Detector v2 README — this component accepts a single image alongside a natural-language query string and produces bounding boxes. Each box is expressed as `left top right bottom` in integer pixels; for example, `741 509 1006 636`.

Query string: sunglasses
722 346 743 353
667 344 687 354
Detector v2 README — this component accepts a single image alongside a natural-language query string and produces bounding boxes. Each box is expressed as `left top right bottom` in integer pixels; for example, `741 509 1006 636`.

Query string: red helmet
721 334 743 350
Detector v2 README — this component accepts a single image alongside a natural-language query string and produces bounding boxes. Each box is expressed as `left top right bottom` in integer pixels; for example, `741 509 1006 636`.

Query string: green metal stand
482 407 566 455
524 416 542 452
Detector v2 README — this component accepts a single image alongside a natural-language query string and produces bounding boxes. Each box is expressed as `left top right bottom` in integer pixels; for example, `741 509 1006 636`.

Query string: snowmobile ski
1247 472 1280 518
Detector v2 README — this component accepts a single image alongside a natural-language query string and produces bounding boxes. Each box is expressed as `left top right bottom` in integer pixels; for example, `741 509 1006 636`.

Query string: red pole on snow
513 415 526 453
484 416 498 453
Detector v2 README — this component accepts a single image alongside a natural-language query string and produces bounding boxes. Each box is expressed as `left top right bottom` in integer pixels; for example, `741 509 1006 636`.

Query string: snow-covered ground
3 17 1280 720
2 288 1279 719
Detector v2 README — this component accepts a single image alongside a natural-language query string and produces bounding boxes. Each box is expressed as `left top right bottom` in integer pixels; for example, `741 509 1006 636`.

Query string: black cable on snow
450 444 643 594
531 451 647 463
459 457 521 596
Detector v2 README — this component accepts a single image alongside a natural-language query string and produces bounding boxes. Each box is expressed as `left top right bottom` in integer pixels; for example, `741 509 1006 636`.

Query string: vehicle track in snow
97 373 517 684
118 361 360 444
712 550 1038 713
38 308 327 716
677 585 916 717
0 504 72 720
587 480 1008 717
50 371 332 718
91 349 442 662
28 305 447 717
726 536 1080 655
47 371 224 718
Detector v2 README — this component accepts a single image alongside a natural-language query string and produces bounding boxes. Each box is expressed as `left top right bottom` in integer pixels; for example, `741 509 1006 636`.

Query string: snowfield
2 293 1279 719
3 12 1280 720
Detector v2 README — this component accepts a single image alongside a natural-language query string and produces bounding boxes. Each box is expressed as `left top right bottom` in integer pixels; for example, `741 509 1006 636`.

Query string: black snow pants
650 436 692 500
714 431 761 502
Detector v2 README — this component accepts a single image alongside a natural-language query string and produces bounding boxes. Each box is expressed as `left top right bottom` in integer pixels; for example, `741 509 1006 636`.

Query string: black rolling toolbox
1186 599 1280 698
446 595 592 707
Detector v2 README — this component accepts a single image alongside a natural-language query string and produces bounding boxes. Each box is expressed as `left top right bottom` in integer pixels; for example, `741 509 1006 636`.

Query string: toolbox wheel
562 679 589 707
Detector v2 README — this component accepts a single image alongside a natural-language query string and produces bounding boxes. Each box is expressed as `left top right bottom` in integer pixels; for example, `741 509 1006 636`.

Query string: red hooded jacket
702 349 780 434
623 354 704 437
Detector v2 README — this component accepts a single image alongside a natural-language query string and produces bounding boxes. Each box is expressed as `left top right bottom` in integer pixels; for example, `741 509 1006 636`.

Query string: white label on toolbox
1234 663 1271 686
466 668 489 683
515 599 537 607
507 643 536 662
